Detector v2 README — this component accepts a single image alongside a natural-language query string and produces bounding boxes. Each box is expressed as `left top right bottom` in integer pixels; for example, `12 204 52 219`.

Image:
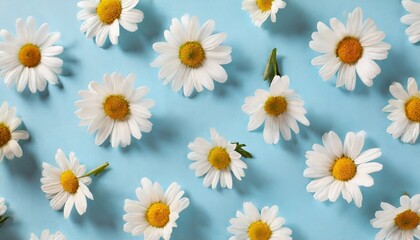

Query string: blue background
0 0 419 239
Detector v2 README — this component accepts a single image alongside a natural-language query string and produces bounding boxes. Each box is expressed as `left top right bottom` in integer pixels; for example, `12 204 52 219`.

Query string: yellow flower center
336 37 363 65
18 43 41 68
179 41 205 68
256 0 273 12
146 202 170 228
97 0 122 25
394 210 420 230
103 95 130 121
208 147 231 170
248 221 272 240
405 97 420 122
331 156 357 181
264 96 288 117
60 170 79 194
0 123 11 148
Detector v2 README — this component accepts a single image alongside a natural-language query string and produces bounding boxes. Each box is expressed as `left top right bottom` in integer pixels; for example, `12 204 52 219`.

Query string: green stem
79 162 109 178
232 142 253 159
0 216 10 225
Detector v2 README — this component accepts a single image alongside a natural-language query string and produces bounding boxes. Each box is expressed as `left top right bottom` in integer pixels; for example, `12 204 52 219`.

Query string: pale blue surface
0 0 419 239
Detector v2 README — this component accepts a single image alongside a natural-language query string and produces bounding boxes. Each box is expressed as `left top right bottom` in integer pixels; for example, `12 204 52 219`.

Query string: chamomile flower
242 0 287 27
303 131 383 208
310 7 391 91
75 72 154 148
30 229 67 240
188 128 249 189
242 75 310 144
0 198 9 226
401 0 420 43
0 16 63 93
371 194 420 240
41 149 109 219
228 202 292 240
0 102 29 162
0 198 6 216
383 78 420 144
151 15 232 97
123 177 190 240
77 0 144 47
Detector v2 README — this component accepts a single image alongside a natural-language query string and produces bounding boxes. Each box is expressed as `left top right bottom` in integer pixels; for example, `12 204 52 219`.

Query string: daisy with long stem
41 149 109 219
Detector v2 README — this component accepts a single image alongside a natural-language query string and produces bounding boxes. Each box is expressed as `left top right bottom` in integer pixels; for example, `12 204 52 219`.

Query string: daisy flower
242 0 287 27
371 194 420 240
383 78 420 144
77 0 144 47
41 149 109 219
151 15 232 97
0 102 29 162
0 198 10 226
242 75 310 144
401 0 420 43
303 131 383 208
30 229 67 240
228 202 292 240
310 7 391 91
0 16 63 93
123 177 190 240
188 128 251 189
75 72 154 148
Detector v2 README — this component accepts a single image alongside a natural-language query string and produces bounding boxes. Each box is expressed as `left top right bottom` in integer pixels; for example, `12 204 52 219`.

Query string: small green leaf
263 48 281 84
0 216 10 226
232 142 253 159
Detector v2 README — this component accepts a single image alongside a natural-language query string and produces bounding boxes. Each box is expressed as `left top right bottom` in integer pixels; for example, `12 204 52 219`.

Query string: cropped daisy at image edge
242 0 287 27
0 198 10 226
0 102 29 162
30 229 67 240
228 202 292 240
401 0 420 43
371 194 420 240
383 77 420 144
77 0 144 47
0 16 63 93
123 177 190 240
